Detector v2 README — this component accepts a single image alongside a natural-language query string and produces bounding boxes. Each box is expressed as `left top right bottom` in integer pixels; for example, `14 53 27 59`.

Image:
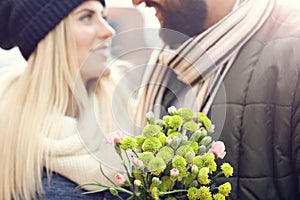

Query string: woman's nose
98 19 116 39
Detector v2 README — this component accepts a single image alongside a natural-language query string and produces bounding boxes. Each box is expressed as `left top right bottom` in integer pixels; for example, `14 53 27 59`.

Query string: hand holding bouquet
80 106 233 200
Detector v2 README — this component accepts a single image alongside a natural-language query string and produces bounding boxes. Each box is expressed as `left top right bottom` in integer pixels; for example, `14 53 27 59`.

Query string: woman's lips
92 45 111 61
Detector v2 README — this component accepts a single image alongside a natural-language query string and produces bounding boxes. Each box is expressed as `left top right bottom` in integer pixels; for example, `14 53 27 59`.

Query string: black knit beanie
0 0 106 60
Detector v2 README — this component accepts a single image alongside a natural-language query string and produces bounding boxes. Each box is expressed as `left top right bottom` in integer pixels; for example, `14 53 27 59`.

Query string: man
132 0 300 199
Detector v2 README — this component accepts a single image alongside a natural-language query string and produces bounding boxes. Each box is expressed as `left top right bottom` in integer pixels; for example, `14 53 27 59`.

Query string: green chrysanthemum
147 157 166 176
198 186 213 200
187 141 199 153
177 166 187 181
155 119 165 127
135 136 146 149
176 145 195 157
178 108 194 121
197 167 210 185
157 132 167 146
184 172 194 187
133 171 143 182
120 137 136 150
187 187 200 200
167 131 182 138
138 152 155 166
142 124 161 138
156 150 173 164
197 112 212 130
142 137 162 152
169 115 183 129
159 146 174 155
158 176 173 192
172 155 187 168
203 153 217 173
193 154 217 173
183 121 199 132
193 156 204 168
163 115 171 126
151 186 159 200
213 193 225 200
218 182 231 197
221 163 233 178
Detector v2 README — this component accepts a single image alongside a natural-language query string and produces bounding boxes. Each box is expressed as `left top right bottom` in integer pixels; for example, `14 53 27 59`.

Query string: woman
0 0 131 199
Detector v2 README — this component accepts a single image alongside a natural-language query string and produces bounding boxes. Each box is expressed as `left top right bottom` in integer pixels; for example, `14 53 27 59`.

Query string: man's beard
147 0 208 48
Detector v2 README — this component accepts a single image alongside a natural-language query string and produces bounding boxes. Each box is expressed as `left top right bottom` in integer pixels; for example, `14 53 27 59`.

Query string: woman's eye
80 14 93 22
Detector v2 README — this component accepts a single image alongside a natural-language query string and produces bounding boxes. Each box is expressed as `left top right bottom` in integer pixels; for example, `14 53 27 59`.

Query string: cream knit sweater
44 116 122 191
0 66 124 191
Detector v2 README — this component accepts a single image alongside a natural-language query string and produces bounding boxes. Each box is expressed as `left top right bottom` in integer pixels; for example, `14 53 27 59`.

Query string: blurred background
0 0 299 67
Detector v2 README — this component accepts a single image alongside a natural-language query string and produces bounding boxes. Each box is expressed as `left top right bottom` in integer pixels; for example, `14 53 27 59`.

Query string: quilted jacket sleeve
292 67 300 195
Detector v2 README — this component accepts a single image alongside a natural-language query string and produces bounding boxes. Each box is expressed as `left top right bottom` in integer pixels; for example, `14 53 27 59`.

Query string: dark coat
211 3 300 199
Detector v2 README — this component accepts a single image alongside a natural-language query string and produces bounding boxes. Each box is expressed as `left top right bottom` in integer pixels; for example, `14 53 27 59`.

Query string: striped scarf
136 0 275 126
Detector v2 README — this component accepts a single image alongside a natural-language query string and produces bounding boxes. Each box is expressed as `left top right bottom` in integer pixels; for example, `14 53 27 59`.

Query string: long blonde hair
0 13 123 200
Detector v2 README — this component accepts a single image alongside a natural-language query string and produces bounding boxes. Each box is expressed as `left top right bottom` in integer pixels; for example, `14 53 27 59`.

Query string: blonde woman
0 0 132 199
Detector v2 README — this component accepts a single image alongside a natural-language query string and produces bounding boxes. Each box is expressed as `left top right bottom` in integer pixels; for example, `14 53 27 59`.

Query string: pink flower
168 106 177 114
208 141 226 159
131 157 144 168
106 131 122 145
208 124 215 133
170 168 179 176
115 173 126 185
166 137 172 144
146 111 154 119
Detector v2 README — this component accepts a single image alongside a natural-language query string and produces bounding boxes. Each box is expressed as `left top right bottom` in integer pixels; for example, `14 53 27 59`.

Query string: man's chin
159 27 190 49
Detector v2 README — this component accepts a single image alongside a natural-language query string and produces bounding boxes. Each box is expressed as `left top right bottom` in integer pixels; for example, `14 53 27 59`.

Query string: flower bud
191 164 199 176
115 173 126 185
146 111 155 124
151 177 161 186
200 136 212 146
170 168 179 181
146 111 154 119
208 124 215 133
185 152 194 164
190 130 201 142
131 157 144 170
134 179 142 187
190 180 199 187
198 129 207 140
170 136 181 149
166 137 172 144
168 106 177 114
198 145 207 155
109 188 118 196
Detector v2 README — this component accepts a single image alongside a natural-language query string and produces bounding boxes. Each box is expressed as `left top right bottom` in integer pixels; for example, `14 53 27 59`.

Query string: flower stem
159 189 187 195
99 164 118 187
115 187 134 195
211 172 223 182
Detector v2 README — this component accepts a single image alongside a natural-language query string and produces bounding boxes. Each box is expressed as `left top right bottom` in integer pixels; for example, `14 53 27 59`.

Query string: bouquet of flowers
81 106 233 200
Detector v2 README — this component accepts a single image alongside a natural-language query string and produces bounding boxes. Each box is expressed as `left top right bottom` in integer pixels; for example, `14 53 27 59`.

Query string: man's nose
132 0 145 6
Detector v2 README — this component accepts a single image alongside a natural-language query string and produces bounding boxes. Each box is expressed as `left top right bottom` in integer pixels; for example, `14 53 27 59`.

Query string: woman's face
71 0 115 82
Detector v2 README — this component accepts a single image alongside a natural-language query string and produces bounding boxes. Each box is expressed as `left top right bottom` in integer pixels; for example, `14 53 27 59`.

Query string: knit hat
0 0 106 60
